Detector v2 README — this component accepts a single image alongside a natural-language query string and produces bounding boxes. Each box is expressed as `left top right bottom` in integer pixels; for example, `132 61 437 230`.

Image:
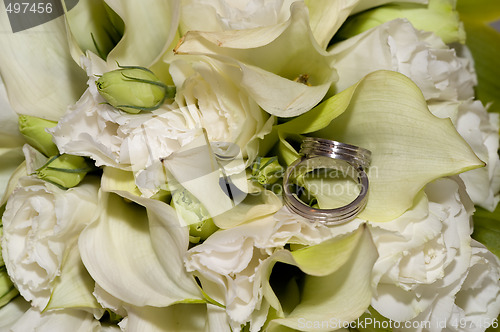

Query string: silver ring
283 137 372 226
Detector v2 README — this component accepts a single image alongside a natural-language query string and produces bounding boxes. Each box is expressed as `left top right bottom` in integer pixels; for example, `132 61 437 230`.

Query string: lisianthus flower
329 19 475 101
1 175 100 309
370 177 500 330
429 100 500 211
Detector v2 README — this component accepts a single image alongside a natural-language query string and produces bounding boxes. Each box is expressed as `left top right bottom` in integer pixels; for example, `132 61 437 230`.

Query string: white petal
0 10 87 121
78 191 201 307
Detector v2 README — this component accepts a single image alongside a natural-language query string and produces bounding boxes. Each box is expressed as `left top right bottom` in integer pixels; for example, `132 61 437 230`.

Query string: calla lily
0 10 87 121
304 0 359 50
9 307 102 332
278 70 482 222
263 225 378 331
337 0 465 44
78 190 202 307
304 0 428 50
62 0 124 61
174 2 337 117
0 76 30 199
64 0 180 73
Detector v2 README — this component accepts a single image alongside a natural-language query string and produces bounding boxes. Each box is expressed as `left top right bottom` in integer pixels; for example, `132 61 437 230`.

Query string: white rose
1 176 99 309
370 177 478 330
329 19 476 101
429 99 500 211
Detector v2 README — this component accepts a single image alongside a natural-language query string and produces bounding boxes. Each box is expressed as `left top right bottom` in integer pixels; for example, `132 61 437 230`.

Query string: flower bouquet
1 0 500 331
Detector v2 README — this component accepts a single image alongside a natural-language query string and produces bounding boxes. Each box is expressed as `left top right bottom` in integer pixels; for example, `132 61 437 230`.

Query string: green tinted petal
337 0 465 44
265 226 378 331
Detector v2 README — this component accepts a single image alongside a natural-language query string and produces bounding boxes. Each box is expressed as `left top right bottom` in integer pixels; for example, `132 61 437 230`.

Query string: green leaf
310 70 483 222
472 205 500 259
460 19 500 113
457 0 500 22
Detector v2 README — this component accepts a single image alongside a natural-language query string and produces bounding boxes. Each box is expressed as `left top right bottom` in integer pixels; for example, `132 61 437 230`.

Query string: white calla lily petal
266 226 378 331
0 296 30 330
121 303 210 332
9 307 100 332
313 70 483 221
175 2 337 117
305 0 358 49
0 11 87 121
78 191 202 307
105 0 180 67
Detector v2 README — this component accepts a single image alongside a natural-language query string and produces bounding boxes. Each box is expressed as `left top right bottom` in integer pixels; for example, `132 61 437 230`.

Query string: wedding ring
283 137 372 226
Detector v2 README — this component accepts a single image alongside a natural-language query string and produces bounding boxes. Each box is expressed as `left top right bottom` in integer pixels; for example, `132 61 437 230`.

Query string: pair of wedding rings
283 137 372 226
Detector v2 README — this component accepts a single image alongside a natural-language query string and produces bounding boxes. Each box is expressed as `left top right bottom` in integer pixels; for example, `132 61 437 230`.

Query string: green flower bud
171 189 218 242
36 154 94 189
96 65 175 114
251 157 284 186
0 267 18 308
18 115 59 157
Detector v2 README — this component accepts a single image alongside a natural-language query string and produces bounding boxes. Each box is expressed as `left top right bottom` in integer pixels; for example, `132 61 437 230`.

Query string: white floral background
0 0 500 331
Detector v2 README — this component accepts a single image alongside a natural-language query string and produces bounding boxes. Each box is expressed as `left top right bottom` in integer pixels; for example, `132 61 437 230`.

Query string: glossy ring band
283 137 372 226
